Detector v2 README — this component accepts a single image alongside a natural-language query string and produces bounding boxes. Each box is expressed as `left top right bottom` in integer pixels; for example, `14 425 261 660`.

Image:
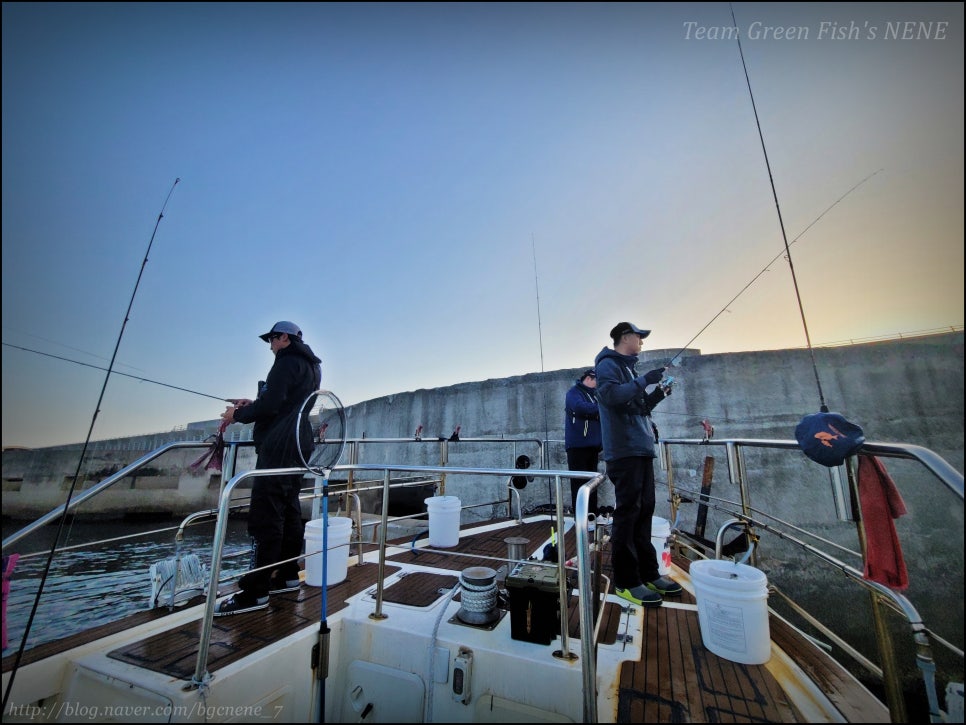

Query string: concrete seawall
3 332 962 520
2 332 963 696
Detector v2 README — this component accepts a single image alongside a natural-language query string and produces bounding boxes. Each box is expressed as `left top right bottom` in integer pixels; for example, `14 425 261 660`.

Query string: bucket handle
714 518 757 564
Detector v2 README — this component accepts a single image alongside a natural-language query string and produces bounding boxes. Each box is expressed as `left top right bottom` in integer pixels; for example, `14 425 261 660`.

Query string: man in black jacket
215 321 322 616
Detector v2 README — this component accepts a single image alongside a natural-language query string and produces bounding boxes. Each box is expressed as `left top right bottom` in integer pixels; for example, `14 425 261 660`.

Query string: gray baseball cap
259 321 302 342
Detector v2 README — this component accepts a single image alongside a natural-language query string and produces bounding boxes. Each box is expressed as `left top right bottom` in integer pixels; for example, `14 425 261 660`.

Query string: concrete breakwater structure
2 332 963 701
2 332 962 521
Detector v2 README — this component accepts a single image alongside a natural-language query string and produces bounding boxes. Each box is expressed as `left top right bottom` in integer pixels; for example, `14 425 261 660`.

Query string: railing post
439 441 448 495
846 455 907 721
369 469 392 620
552 474 577 662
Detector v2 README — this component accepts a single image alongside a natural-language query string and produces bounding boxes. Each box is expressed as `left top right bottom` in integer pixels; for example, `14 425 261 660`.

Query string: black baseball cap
610 321 650 343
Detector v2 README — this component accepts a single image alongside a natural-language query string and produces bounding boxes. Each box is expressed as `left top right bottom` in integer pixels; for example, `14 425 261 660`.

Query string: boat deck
5 517 889 722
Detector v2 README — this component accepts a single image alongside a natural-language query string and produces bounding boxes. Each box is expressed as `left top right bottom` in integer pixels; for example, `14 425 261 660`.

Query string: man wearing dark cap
595 322 681 607
214 321 322 615
565 369 602 518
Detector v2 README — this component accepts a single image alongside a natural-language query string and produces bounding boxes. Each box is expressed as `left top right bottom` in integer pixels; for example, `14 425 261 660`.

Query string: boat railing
2 435 542 566
2 441 222 551
325 435 546 489
193 462 605 718
659 437 964 723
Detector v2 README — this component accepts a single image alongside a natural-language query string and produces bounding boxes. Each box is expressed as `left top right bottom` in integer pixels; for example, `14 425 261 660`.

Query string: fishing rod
532 233 553 503
729 5 827 411
2 178 180 712
2 342 230 402
721 6 867 470
664 169 881 367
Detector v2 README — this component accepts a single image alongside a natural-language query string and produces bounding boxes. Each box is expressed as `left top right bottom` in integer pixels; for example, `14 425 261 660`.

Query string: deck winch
455 566 501 626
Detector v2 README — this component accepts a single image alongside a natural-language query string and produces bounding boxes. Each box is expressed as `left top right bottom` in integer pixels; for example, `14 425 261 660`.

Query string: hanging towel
3 553 20 650
857 454 909 591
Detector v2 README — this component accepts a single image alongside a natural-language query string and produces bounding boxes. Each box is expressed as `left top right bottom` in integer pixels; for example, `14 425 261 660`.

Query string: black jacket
234 339 322 456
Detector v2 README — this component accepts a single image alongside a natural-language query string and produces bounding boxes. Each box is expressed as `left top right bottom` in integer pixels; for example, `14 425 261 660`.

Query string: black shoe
269 575 301 594
214 592 269 616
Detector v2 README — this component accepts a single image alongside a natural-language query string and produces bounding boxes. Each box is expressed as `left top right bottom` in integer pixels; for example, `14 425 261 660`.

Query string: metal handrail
2 441 217 551
6 433 960 722
191 463 602 696
660 437 963 723
660 437 963 499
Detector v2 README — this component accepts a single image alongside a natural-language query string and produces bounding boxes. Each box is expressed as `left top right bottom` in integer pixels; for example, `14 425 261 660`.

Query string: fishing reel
660 375 676 395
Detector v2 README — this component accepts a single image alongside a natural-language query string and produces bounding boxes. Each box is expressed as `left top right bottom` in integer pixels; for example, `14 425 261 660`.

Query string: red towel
857 454 909 591
3 553 20 650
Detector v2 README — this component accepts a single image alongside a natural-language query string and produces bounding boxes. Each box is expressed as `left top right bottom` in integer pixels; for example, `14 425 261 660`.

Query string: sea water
2 518 252 654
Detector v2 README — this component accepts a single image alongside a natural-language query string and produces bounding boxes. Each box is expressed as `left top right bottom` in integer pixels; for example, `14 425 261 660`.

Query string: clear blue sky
2 3 963 449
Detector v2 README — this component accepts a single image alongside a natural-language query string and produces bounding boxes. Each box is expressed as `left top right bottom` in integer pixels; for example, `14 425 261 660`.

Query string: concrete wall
2 332 963 695
3 332 961 517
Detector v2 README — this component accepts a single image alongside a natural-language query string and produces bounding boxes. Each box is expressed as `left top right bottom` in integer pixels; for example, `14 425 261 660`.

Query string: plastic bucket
304 516 352 587
424 496 461 548
690 559 770 664
651 516 671 576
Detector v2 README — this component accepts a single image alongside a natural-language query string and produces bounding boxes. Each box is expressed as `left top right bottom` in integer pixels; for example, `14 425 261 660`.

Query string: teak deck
5 518 888 722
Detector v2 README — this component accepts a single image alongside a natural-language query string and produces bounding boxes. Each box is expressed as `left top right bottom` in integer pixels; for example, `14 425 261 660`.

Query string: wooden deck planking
6 518 880 721
386 519 561 569
108 562 399 679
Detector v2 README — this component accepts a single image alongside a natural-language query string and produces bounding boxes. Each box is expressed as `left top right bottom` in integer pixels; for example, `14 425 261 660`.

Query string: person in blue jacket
595 321 681 608
565 369 603 518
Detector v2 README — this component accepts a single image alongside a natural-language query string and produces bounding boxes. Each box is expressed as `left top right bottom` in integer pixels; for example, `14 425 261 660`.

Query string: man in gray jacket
595 321 681 607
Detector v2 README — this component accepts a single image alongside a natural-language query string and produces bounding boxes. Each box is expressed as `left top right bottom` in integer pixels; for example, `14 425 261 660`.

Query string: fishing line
531 233 553 502
2 178 180 710
665 169 881 367
2 342 230 402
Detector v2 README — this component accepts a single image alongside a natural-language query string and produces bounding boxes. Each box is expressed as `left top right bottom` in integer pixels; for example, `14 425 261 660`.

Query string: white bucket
651 516 671 576
690 559 771 665
304 516 352 587
424 496 461 548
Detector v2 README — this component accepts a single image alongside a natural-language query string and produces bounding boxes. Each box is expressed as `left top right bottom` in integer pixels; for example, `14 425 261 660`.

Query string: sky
2 2 963 449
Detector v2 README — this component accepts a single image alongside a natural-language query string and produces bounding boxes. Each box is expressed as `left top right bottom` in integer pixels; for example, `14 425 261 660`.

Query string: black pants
606 455 658 590
567 447 600 516
239 451 305 597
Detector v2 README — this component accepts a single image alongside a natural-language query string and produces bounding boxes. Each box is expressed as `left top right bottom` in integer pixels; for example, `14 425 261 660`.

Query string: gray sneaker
616 586 662 608
646 576 682 596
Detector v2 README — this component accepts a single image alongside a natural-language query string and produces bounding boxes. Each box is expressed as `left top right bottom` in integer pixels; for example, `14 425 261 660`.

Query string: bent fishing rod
3 178 180 711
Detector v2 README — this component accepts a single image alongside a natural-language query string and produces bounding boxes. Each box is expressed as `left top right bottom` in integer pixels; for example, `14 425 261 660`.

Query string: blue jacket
564 380 602 450
594 347 666 461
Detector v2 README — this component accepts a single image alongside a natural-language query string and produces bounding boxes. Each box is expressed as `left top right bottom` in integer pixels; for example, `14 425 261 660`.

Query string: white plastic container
304 516 352 587
690 558 771 664
424 496 461 548
651 516 671 576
